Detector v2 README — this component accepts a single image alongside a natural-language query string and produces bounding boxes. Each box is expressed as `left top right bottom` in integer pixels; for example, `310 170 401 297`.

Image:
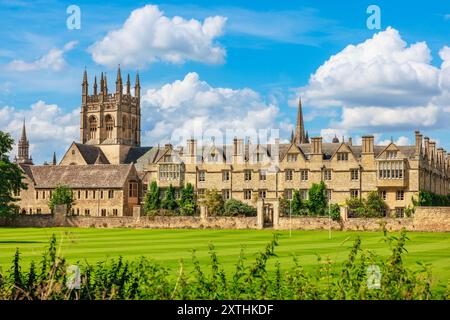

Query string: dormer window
164 155 172 162
337 153 348 161
287 154 298 162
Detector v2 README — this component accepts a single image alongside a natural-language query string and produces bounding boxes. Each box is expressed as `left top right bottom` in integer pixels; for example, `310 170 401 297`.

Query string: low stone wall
413 206 450 232
276 217 413 232
0 215 259 230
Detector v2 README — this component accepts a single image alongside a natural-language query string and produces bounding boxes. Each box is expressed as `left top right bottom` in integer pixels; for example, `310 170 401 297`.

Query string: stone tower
15 119 33 165
294 98 307 144
80 66 141 147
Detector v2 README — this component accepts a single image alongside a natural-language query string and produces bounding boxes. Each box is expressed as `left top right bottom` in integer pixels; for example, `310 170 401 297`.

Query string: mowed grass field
0 228 449 286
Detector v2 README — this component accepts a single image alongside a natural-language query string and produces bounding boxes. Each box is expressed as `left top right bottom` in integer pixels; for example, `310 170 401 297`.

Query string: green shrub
308 181 327 215
143 181 160 213
178 183 196 216
202 189 224 216
48 185 74 214
161 184 177 211
224 199 256 217
329 203 341 221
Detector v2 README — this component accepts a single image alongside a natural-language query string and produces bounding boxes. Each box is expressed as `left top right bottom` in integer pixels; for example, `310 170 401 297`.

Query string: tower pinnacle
15 119 33 165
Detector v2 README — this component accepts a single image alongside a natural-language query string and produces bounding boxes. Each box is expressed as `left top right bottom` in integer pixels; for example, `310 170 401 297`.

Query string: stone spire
305 131 310 143
15 119 33 165
135 71 140 97
52 152 57 165
116 65 123 94
126 73 131 95
100 72 104 94
93 75 98 96
104 73 108 95
290 130 294 143
82 68 88 103
294 98 306 144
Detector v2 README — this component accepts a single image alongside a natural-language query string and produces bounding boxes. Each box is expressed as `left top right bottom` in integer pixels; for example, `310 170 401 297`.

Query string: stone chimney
437 148 444 167
186 139 197 164
424 137 430 158
233 138 244 164
348 137 352 146
429 141 436 162
361 136 374 154
311 137 322 154
415 131 423 157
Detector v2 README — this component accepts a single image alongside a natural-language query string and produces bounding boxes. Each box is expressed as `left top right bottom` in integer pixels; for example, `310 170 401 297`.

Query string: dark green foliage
0 131 27 217
161 184 177 210
346 192 387 218
291 190 305 216
413 190 450 207
202 189 224 216
143 181 160 214
48 185 74 214
329 203 341 221
223 199 256 216
308 181 328 215
178 183 196 216
0 230 446 300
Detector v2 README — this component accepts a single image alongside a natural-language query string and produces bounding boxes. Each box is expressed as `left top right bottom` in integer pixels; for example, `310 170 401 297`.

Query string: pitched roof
74 143 110 164
123 146 152 164
24 164 134 188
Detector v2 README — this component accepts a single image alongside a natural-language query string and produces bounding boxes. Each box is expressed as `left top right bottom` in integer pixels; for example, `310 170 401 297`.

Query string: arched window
105 115 114 139
89 116 97 140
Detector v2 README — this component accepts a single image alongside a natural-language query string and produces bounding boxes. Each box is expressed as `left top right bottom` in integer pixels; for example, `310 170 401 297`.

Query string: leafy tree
308 181 328 215
161 184 177 211
143 181 160 214
48 185 74 214
345 197 366 217
224 199 256 217
0 131 27 217
179 183 196 216
278 195 290 216
202 188 224 216
291 190 305 216
365 191 387 217
329 203 341 221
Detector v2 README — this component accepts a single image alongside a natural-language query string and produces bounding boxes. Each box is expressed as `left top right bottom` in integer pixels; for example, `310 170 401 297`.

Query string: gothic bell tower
80 66 141 147
15 119 33 165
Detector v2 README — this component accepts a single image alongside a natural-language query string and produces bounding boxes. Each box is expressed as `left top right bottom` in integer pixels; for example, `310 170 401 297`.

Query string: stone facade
12 69 450 223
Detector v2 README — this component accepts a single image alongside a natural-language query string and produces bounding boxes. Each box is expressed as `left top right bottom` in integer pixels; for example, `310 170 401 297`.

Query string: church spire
52 152 57 165
126 73 131 95
294 98 306 144
134 71 140 97
16 119 33 165
116 65 123 94
82 68 88 102
93 75 98 96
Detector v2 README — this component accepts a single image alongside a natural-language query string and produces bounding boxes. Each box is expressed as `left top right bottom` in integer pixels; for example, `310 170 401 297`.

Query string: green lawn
0 228 449 287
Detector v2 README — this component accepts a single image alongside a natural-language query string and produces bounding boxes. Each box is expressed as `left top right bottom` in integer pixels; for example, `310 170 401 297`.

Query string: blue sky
0 0 449 164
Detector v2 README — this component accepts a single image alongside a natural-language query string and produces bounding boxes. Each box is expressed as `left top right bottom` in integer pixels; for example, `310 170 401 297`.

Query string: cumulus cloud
141 72 280 146
0 101 78 164
296 27 450 134
299 27 440 108
89 5 227 68
6 41 78 72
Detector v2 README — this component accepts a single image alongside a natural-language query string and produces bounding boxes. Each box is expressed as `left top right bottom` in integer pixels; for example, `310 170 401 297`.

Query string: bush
329 203 341 221
161 184 177 211
223 199 257 217
202 189 224 216
346 192 387 218
178 183 196 216
413 190 450 207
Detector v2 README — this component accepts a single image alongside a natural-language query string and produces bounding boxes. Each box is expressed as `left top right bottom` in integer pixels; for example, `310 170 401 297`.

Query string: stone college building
13 68 450 218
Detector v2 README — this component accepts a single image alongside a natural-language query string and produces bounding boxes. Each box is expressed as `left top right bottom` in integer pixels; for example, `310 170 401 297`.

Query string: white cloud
320 128 348 143
6 41 78 72
295 27 450 134
89 5 227 68
0 101 78 164
299 27 440 108
141 72 280 146
377 136 410 146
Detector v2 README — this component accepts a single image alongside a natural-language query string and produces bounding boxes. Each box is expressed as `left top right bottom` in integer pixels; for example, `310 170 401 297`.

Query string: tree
48 185 74 214
161 184 177 211
365 191 387 217
143 181 160 214
202 188 224 216
179 183 196 216
291 190 304 215
278 195 290 216
0 131 27 217
224 199 256 216
308 181 327 215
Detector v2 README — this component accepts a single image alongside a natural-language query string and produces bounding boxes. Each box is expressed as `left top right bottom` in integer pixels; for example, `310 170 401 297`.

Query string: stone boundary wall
0 215 259 230
0 206 448 232
276 217 413 232
413 207 450 232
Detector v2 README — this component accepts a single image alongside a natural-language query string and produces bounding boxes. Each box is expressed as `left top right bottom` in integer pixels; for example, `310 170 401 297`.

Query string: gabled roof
23 164 134 188
74 143 110 164
123 146 152 164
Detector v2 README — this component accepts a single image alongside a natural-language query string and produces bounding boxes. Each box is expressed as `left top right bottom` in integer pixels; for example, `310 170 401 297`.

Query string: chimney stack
362 136 374 154
311 137 322 154
415 130 423 157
